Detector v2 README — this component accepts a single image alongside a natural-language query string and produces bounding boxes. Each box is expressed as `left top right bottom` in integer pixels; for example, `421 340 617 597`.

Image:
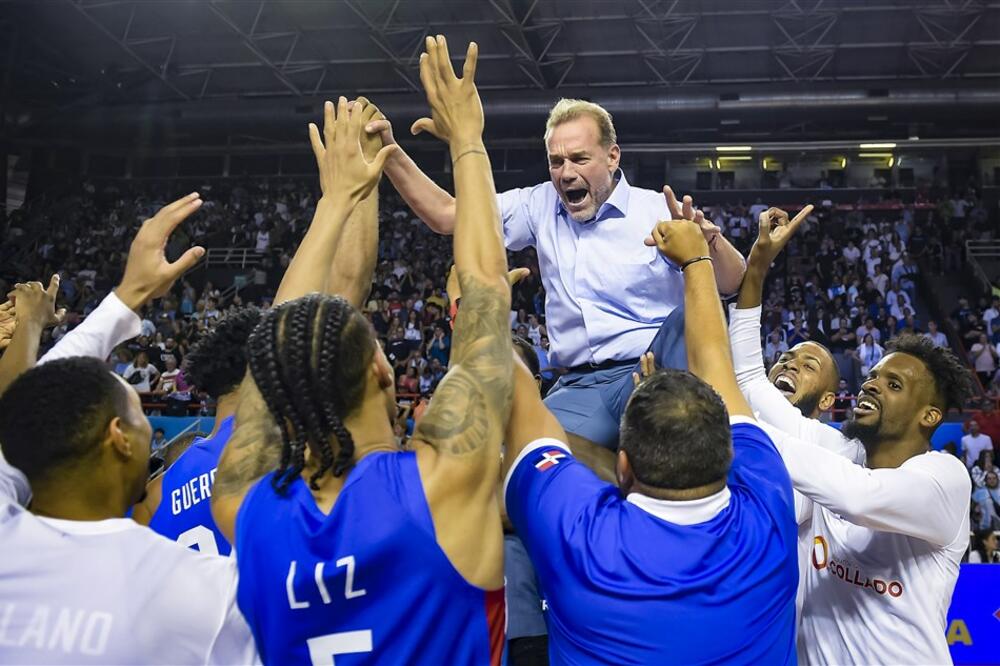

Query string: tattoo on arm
213 379 282 498
413 273 512 458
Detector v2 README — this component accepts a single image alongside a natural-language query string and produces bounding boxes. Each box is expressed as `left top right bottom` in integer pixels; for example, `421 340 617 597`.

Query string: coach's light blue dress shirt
498 171 684 368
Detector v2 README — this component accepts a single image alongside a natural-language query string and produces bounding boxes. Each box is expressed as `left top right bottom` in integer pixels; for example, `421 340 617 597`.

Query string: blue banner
948 564 1000 665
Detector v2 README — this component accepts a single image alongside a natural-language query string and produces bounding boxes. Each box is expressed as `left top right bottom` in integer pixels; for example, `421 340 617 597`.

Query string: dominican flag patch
534 450 567 471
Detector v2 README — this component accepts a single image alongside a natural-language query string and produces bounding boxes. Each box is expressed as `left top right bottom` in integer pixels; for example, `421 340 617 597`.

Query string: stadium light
716 146 752 152
859 143 896 149
718 155 753 161
888 156 895 168
839 157 847 169
858 152 894 158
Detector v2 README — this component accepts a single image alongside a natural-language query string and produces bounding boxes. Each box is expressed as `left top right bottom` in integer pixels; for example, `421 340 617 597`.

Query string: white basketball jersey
0 457 257 665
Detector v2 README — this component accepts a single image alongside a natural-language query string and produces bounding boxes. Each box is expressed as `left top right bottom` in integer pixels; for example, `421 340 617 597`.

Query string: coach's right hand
115 193 206 312
411 35 483 147
646 219 710 267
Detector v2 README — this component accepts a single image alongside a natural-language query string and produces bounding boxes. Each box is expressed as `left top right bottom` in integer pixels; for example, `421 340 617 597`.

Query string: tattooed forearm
214 378 281 497
413 272 512 457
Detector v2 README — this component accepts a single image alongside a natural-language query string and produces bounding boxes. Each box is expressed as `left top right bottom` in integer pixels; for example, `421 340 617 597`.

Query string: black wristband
680 255 713 271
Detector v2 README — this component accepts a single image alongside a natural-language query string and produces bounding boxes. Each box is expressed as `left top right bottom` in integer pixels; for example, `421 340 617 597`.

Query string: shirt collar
626 486 731 526
555 168 631 223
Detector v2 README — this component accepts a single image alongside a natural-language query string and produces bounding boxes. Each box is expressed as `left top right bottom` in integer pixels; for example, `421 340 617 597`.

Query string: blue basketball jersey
148 416 235 556
235 450 505 666
505 417 799 665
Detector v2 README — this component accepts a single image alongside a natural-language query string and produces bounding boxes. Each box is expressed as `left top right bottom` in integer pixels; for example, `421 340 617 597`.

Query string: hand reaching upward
411 36 484 147
748 205 814 270
309 97 399 207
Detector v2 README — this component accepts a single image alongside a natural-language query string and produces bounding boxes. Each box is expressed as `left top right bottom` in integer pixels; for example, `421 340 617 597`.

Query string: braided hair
247 294 376 494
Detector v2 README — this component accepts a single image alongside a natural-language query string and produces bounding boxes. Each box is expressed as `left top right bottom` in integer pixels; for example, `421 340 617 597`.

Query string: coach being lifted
370 96 746 473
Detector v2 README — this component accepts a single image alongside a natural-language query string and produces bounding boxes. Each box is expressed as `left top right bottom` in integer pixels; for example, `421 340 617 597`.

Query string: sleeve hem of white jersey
38 290 142 365
503 438 572 507
729 303 763 320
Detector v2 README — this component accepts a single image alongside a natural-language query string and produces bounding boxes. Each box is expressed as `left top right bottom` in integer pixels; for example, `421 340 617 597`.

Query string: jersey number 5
307 630 373 665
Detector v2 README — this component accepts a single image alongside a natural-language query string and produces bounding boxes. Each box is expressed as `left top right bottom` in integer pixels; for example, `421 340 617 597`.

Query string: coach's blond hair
544 99 617 149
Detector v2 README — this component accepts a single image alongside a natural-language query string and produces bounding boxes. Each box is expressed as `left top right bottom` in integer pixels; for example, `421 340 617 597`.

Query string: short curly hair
183 306 262 399
886 333 975 412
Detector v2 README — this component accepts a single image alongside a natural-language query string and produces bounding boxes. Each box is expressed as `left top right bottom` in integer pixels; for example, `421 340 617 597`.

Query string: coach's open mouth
565 188 588 206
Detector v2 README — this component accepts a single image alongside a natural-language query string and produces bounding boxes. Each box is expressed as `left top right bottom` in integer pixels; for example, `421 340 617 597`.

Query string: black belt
566 358 638 374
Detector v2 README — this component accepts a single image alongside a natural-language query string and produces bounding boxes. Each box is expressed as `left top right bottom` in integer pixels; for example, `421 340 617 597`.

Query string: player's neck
30 476 129 522
865 435 929 469
342 399 398 460
630 477 727 501
208 393 239 438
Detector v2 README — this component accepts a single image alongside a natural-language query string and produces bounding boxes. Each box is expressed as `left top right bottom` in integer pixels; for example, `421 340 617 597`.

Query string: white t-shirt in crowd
970 343 997 373
962 433 994 468
0 457 258 665
924 331 948 348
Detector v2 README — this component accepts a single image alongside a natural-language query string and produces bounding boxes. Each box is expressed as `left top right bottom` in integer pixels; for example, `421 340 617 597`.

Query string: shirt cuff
729 415 759 426
728 303 762 320
503 438 572 506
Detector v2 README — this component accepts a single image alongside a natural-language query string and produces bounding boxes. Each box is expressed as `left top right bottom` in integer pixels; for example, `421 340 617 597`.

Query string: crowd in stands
4 180 997 413
2 175 1000 554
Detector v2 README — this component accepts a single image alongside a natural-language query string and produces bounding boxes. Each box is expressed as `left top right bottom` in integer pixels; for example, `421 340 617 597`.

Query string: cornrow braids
247 293 375 495
312 298 348 486
247 304 299 494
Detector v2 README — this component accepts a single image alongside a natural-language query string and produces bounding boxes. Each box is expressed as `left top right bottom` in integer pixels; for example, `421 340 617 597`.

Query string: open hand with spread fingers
309 97 399 209
411 35 484 147
663 186 722 246
748 204 815 270
115 193 207 312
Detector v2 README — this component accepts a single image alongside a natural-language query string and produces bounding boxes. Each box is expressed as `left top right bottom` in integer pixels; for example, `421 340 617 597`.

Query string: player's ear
370 348 394 391
818 391 836 412
106 416 133 458
616 449 634 493
920 405 943 429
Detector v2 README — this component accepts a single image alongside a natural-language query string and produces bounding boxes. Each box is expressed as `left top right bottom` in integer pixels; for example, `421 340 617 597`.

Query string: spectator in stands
963 420 994 470
397 366 419 395
972 398 1000 454
854 332 884 378
924 320 947 347
150 427 168 457
972 473 1000 531
831 378 854 423
970 332 999 387
764 329 788 369
972 449 1000 489
968 529 999 563
122 351 159 393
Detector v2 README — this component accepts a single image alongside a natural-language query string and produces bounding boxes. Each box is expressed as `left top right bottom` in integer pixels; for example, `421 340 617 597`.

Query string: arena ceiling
2 0 1000 148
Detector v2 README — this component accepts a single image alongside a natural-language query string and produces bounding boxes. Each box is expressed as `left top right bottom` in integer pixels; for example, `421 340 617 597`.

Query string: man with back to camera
0 194 258 664
365 95 747 478
501 215 798 664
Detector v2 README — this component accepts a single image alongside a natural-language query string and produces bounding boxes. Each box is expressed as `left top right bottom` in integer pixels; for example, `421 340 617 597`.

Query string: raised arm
211 98 394 543
406 36 511 589
648 218 752 418
325 98 385 308
273 98 397 307
763 423 969 547
364 107 458 234
0 278 61 396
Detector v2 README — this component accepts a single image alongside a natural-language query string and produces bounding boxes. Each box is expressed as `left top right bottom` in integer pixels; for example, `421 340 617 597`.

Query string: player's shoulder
904 450 971 489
